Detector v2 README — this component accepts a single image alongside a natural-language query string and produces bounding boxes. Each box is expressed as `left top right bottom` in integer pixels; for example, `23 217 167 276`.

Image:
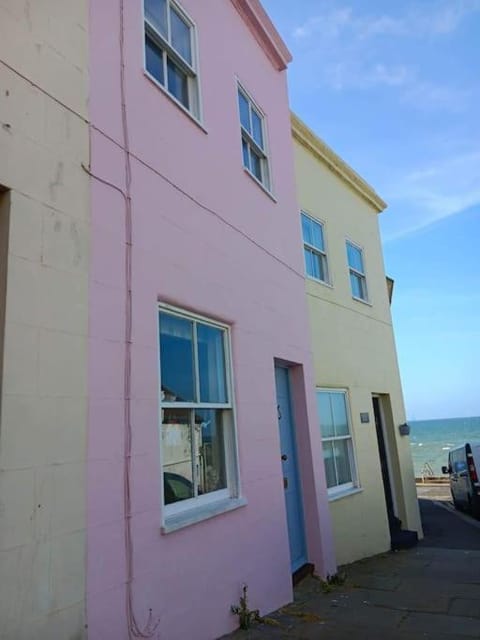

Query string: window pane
323 442 337 488
347 243 363 272
331 393 349 436
334 439 352 485
159 312 195 402
171 7 192 64
311 220 324 251
301 213 312 245
305 248 322 280
145 34 165 85
250 149 262 182
251 108 264 149
197 324 227 403
317 393 335 438
238 90 251 133
167 57 189 108
304 248 313 277
195 409 227 495
242 138 250 170
350 272 366 299
145 0 167 37
162 408 194 504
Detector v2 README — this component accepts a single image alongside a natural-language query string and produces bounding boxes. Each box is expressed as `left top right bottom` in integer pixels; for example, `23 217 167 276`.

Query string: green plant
317 571 347 593
231 584 263 630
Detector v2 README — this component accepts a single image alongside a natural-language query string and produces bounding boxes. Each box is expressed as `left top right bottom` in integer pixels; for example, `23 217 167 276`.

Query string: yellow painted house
291 113 423 566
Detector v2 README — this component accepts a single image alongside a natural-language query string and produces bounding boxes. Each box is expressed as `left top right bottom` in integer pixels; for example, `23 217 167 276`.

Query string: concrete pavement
223 488 480 639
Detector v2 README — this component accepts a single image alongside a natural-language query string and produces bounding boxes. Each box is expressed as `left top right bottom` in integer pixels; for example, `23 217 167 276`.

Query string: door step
391 529 418 550
292 563 314 586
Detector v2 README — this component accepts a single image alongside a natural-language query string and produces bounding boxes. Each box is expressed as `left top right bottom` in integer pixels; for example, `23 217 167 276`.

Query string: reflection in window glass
250 149 262 182
301 215 312 246
237 86 270 190
318 390 355 491
331 393 349 436
251 109 263 148
145 35 164 85
242 139 250 170
347 242 363 272
238 91 250 133
311 221 324 251
197 324 227 403
167 58 189 108
159 309 235 511
162 409 194 504
323 442 336 488
301 213 329 283
318 393 335 438
195 409 227 495
143 0 199 118
346 242 367 301
334 440 352 485
145 0 167 36
159 312 195 402
171 7 192 64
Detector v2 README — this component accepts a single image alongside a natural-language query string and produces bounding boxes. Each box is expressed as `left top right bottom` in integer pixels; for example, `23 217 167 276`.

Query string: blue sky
262 0 480 420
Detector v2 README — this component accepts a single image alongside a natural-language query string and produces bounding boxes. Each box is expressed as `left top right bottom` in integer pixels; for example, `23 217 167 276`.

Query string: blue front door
275 366 307 573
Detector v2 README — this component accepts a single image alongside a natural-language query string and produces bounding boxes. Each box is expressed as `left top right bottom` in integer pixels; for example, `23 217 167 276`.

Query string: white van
442 443 480 518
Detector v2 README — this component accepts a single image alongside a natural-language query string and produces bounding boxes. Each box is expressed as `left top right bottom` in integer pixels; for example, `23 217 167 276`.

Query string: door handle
281 454 288 461
277 404 282 420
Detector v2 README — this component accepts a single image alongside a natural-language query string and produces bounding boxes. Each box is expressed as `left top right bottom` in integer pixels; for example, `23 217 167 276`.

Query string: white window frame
143 0 202 121
158 305 242 530
301 211 330 285
317 388 358 498
237 83 271 192
346 240 369 303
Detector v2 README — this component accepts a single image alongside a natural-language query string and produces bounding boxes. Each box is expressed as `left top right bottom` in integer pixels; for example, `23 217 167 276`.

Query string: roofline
231 0 292 71
291 112 387 213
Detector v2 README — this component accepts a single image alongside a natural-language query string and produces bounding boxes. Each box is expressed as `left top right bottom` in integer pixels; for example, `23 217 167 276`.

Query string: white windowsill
306 275 333 289
243 167 277 202
161 496 247 533
144 70 208 135
352 295 372 307
328 487 363 503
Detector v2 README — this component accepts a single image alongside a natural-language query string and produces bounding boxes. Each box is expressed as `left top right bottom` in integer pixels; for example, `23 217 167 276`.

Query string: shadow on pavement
419 497 480 550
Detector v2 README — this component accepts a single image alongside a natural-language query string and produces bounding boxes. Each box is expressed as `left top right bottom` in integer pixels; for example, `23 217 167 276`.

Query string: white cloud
382 151 480 241
402 81 471 112
290 1 477 108
292 0 480 42
325 62 411 90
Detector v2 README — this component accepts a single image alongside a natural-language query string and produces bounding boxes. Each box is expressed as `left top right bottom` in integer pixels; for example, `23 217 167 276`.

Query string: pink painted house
87 1 336 638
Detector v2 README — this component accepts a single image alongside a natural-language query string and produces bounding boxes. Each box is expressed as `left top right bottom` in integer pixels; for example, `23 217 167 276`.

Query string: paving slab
222 497 480 639
449 598 480 619
399 611 480 637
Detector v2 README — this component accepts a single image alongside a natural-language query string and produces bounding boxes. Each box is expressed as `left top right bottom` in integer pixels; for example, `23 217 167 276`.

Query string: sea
409 416 480 477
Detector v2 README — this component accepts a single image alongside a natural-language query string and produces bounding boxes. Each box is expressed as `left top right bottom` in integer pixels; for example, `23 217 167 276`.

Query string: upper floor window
301 212 329 284
159 307 239 520
346 241 368 302
237 85 270 191
317 389 357 496
144 0 200 119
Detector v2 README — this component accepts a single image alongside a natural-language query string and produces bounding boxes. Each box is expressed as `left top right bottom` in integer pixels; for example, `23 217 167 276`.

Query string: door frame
372 394 399 525
275 365 308 573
